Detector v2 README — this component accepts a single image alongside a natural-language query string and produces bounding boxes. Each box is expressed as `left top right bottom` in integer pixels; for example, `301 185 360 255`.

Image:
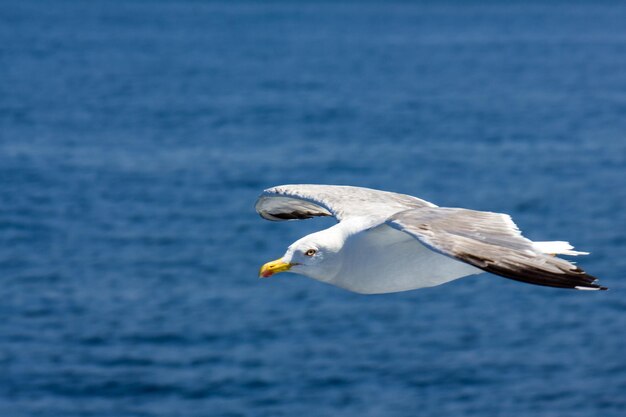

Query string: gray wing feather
387 207 606 290
255 184 435 222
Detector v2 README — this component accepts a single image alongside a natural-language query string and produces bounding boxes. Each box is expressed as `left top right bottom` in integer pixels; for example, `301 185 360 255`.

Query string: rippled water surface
1 1 626 416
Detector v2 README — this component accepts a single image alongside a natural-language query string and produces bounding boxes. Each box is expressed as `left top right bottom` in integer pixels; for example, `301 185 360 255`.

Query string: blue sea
1 1 625 416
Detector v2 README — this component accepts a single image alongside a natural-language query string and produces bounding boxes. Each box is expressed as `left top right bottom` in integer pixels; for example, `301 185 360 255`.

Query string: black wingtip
260 210 331 221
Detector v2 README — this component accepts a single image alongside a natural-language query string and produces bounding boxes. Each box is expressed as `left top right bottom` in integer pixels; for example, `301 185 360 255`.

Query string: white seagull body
256 185 606 293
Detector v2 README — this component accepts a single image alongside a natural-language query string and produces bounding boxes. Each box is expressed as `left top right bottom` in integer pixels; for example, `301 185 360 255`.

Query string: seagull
256 184 606 293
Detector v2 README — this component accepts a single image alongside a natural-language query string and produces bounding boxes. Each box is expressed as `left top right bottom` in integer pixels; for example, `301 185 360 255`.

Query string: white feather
533 241 589 256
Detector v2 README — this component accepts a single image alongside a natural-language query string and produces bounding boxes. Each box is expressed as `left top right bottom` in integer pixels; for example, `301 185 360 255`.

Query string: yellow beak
259 258 292 278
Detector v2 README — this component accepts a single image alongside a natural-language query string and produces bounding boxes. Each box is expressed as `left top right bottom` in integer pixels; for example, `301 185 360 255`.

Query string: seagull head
259 226 345 282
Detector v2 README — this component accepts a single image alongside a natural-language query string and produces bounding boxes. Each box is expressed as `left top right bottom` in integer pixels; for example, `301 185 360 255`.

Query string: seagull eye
305 249 317 257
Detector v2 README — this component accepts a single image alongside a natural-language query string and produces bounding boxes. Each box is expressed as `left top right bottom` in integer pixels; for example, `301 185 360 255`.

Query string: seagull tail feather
533 241 589 256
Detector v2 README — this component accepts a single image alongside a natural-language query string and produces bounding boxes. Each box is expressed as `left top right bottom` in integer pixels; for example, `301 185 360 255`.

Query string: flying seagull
256 185 606 293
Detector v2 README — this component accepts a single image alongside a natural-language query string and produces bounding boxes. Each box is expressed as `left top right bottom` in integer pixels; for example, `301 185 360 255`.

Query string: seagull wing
386 207 606 291
255 184 435 222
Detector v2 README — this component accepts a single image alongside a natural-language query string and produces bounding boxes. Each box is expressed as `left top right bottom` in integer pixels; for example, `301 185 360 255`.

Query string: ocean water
1 1 625 416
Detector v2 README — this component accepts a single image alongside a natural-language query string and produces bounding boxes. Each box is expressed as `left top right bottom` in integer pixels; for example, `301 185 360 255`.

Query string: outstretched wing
255 184 435 222
387 207 606 291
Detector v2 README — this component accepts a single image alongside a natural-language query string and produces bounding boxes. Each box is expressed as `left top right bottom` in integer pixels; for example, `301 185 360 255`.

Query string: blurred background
1 1 625 416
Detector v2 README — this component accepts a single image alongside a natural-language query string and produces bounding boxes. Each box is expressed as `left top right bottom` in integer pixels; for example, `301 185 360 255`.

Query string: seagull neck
308 217 373 253
303 217 376 284
330 217 379 242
